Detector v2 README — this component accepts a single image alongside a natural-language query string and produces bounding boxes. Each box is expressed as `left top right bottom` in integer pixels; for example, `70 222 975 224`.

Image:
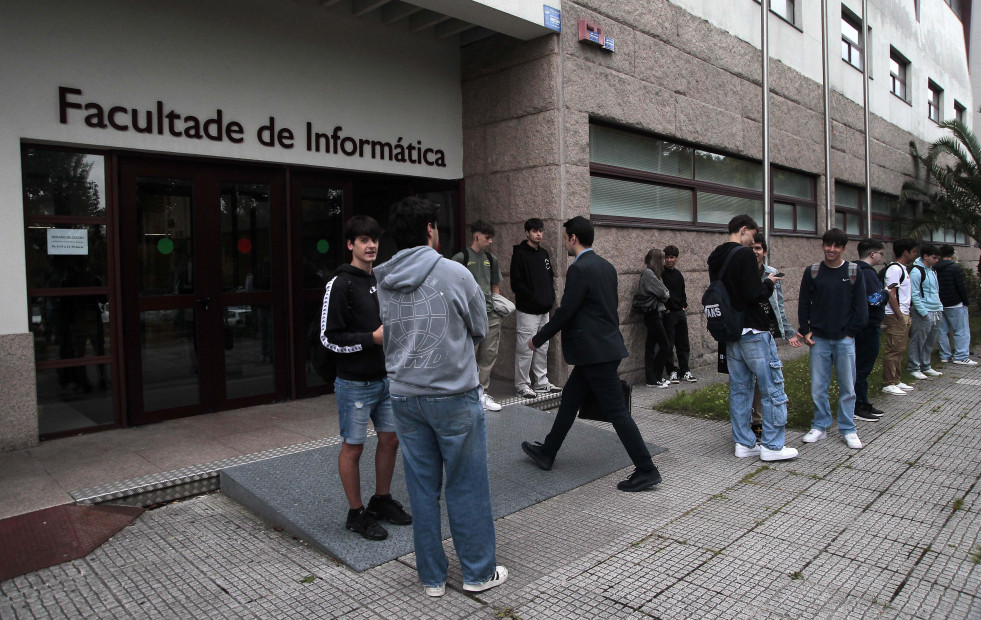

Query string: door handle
197 297 211 311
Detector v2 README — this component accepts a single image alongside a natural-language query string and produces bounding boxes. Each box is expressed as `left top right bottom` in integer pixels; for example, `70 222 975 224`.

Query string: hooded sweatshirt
510 241 555 314
933 259 969 307
707 242 774 333
909 257 943 315
319 264 385 381
374 245 488 397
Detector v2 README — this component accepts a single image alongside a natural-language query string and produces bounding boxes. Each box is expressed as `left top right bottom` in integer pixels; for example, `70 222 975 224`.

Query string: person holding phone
880 239 919 396
853 239 888 421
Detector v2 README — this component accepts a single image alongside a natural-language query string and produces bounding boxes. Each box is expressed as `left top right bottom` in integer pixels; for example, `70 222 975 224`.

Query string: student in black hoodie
935 244 977 365
321 215 411 541
662 245 697 383
853 238 888 421
707 215 797 462
511 218 559 398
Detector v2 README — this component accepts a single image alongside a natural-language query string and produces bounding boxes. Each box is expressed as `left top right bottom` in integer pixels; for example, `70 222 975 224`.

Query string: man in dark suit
520 216 662 492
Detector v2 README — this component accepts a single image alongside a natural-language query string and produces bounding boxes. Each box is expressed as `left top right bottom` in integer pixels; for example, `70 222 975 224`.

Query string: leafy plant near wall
901 120 981 245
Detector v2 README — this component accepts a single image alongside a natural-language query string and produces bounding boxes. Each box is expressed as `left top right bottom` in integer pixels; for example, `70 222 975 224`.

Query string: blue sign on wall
544 5 561 31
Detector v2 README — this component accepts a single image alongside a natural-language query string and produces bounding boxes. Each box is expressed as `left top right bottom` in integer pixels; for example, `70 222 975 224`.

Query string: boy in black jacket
798 228 868 450
662 245 696 383
853 238 888 421
936 244 977 365
321 215 411 541
707 215 796 462
511 218 558 398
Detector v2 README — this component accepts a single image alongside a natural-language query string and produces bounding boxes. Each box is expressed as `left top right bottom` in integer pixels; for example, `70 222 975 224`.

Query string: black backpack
878 262 906 286
702 246 745 343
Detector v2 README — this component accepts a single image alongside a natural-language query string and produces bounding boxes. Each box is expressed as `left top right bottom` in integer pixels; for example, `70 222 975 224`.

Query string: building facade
1 0 975 450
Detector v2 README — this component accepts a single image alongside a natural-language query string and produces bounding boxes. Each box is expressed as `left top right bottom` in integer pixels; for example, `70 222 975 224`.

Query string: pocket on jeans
768 360 785 386
768 393 789 426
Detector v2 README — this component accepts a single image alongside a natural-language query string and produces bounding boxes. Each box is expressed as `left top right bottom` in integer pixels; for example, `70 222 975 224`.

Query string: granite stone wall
0 333 38 451
461 0 979 389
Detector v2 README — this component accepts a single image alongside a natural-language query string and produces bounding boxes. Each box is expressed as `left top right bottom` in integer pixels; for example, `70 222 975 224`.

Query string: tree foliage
901 119 981 244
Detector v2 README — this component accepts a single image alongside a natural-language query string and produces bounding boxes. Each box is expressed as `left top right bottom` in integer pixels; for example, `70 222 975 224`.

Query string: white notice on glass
47 229 88 255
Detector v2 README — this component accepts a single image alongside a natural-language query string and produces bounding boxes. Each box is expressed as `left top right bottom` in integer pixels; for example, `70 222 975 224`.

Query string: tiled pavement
1 359 980 619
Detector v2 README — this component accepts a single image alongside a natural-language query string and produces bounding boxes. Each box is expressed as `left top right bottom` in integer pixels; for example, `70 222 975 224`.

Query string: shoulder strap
716 246 742 281
489 251 498 276
848 261 858 285
911 264 927 296
809 263 821 279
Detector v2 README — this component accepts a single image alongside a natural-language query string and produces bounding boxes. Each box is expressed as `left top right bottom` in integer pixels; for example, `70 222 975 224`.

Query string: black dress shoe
521 441 554 471
616 466 662 492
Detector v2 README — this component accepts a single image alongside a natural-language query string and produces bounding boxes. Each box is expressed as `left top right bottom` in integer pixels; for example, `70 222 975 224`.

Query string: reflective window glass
36 365 113 435
221 183 271 293
773 169 813 199
26 224 109 290
136 178 194 296
694 151 762 191
590 176 694 222
30 295 110 363
301 187 344 290
23 149 106 217
590 125 693 179
698 193 763 226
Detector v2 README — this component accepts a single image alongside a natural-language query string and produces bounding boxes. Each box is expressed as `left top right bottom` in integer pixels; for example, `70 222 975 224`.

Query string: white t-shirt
884 263 910 316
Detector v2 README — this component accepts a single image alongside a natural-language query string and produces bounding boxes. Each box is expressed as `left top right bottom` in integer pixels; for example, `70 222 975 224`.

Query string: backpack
809 261 858 285
908 264 927 298
701 246 745 343
878 262 906 286
459 247 499 280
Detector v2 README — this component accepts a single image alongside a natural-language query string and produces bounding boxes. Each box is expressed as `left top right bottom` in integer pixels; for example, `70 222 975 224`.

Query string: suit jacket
532 250 628 366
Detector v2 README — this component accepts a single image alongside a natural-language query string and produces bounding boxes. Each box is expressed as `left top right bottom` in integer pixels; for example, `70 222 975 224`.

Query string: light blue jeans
810 336 857 435
390 388 497 589
726 332 789 451
908 311 941 372
939 305 971 361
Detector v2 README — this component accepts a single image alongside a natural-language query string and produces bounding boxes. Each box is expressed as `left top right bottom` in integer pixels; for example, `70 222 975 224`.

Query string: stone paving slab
1 360 980 618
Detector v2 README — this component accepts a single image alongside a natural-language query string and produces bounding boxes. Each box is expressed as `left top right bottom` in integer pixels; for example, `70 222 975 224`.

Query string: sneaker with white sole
668 371 680 384
802 429 827 443
463 566 508 592
734 443 761 458
910 371 929 380
923 368 943 377
534 383 562 394
516 386 537 399
882 384 906 396
647 378 671 389
843 433 863 449
897 383 915 391
940 358 952 363
760 445 799 461
481 394 502 411
681 371 698 382
425 584 445 597
953 359 979 366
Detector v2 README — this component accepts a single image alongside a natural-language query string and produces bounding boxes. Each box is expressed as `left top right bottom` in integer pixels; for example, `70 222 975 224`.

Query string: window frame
889 48 910 103
955 100 966 124
841 8 864 71
588 122 816 233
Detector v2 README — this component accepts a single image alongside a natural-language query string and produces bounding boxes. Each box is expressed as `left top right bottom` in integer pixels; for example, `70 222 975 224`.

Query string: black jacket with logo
934 259 969 307
510 241 555 314
320 264 386 381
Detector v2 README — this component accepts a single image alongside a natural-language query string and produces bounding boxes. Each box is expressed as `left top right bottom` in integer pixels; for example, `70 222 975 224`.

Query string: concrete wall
461 0 979 388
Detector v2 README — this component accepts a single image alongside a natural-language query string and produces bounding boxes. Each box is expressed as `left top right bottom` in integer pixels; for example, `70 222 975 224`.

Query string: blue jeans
810 337 857 434
390 388 496 589
908 311 941 372
334 377 395 444
939 305 971 361
726 332 789 451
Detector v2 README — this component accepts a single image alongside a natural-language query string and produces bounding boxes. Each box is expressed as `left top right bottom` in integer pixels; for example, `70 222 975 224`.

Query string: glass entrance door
119 159 287 424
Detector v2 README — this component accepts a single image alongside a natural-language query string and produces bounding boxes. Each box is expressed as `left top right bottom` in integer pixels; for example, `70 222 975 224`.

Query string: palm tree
901 119 981 245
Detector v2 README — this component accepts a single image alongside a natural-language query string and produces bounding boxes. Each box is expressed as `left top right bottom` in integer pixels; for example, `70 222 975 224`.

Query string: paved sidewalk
2 361 980 618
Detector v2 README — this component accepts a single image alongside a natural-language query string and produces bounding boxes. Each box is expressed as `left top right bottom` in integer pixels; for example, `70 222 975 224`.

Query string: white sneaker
734 443 761 458
953 359 979 366
481 394 502 411
843 433 863 449
668 371 680 384
425 584 445 597
881 384 906 396
897 383 915 391
760 445 799 461
802 429 827 443
463 566 508 592
923 368 943 377
910 371 929 380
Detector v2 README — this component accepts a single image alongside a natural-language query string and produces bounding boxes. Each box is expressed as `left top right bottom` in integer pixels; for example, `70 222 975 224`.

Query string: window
889 49 909 101
955 100 966 124
589 123 815 231
835 183 865 237
943 0 964 20
771 0 795 24
928 81 943 123
841 9 864 71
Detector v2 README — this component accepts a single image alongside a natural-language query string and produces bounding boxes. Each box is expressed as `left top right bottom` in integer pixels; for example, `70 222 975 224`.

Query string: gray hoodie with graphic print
374 245 488 397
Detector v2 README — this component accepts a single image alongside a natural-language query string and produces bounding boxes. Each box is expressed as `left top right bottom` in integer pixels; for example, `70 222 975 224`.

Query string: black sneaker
854 408 881 422
366 494 412 525
346 507 388 541
616 466 662 492
751 423 763 441
866 404 885 416
521 441 554 471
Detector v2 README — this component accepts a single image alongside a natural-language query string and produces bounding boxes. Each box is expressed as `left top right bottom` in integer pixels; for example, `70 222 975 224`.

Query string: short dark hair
822 228 848 247
857 238 884 258
920 243 941 257
728 214 759 234
892 238 919 258
563 216 594 247
471 220 495 237
940 244 955 258
344 215 382 244
663 245 680 257
752 232 767 252
524 217 544 232
388 197 439 250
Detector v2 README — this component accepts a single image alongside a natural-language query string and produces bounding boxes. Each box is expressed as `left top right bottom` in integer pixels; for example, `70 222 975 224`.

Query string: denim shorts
335 377 396 444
